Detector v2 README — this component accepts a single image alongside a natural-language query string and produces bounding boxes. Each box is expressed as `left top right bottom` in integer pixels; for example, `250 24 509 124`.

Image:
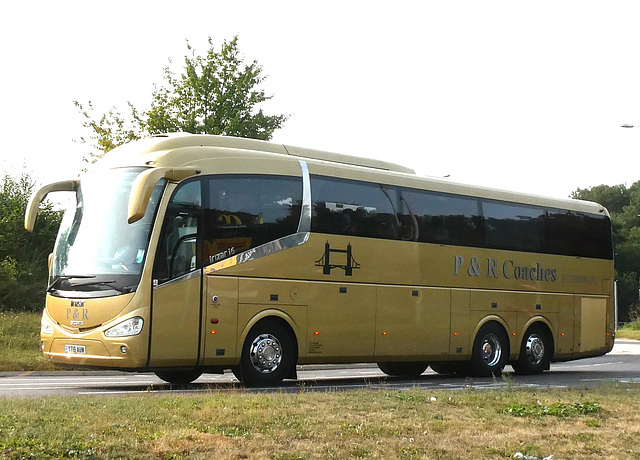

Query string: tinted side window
154 179 203 284
401 189 483 247
546 210 612 259
483 201 545 253
311 175 399 239
308 175 612 260
203 175 302 264
171 180 201 206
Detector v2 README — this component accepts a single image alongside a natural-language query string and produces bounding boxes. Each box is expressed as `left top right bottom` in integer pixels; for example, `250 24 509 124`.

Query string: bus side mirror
127 167 200 224
24 180 79 232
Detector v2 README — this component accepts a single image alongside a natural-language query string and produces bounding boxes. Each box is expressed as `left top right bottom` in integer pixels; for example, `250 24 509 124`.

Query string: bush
621 321 640 331
0 172 61 312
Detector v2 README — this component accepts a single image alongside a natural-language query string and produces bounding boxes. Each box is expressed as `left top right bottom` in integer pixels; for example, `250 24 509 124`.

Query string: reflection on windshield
50 168 165 297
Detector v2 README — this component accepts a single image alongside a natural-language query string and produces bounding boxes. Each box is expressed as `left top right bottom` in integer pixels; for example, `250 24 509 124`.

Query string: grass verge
0 385 639 459
0 312 59 371
617 321 640 340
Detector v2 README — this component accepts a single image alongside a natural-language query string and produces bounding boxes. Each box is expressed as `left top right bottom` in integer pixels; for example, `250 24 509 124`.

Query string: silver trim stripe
297 160 312 233
204 232 309 274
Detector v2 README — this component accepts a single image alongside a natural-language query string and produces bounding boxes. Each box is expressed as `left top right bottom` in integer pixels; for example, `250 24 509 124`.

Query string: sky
2 1 640 201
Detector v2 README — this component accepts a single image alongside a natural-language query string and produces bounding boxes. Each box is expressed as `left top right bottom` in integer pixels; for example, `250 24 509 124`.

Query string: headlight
41 315 54 335
104 317 144 337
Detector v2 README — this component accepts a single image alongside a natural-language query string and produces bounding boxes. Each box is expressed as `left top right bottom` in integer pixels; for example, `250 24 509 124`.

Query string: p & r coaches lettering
454 255 558 282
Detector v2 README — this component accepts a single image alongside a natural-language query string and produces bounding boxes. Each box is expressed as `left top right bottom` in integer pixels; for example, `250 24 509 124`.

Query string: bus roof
96 133 608 217
97 132 416 174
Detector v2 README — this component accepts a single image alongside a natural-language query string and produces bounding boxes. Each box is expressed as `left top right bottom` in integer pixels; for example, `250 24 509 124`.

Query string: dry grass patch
0 385 639 458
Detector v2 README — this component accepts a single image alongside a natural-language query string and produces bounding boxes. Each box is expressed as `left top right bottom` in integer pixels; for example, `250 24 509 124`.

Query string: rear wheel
155 369 203 384
235 320 295 387
469 323 509 377
512 325 551 375
377 361 428 377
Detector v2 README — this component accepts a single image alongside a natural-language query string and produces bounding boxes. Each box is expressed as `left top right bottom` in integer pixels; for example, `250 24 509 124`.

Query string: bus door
149 180 203 367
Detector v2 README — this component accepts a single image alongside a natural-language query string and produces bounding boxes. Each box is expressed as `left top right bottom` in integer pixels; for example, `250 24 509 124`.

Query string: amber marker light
382 331 388 336
511 332 517 337
560 332 566 337
210 330 217 335
453 332 459 336
313 331 320 335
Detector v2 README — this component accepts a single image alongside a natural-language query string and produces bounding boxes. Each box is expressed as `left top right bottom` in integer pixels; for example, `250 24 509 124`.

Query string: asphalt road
1 340 638 398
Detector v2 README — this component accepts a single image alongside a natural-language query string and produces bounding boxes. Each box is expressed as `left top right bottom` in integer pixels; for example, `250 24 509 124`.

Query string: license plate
64 344 86 354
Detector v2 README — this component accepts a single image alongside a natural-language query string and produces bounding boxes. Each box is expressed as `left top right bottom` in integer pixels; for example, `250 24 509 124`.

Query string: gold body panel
42 233 613 369
201 234 614 365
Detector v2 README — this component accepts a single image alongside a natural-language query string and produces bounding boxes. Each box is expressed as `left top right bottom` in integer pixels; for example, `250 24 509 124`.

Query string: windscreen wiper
66 280 125 294
48 275 95 291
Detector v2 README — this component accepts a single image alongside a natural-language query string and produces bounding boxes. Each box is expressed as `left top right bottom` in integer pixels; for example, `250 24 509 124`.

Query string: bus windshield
49 168 165 297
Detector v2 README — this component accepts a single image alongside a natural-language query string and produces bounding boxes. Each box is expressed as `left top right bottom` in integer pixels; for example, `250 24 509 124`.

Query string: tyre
512 325 551 375
155 369 203 384
236 320 296 387
429 362 464 375
377 361 428 377
469 323 509 377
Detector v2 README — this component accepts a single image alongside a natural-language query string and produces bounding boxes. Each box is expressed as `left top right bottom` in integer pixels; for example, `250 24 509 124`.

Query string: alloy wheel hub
249 333 282 374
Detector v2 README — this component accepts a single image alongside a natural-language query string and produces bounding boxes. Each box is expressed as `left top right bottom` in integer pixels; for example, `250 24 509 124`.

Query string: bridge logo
315 242 360 276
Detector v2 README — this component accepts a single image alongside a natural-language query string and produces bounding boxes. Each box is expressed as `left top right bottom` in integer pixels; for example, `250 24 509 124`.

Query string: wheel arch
237 310 300 366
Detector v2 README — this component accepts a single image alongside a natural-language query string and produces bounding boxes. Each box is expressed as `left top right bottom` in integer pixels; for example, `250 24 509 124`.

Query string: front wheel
512 326 551 375
377 361 428 377
155 369 203 384
235 320 296 387
469 323 509 377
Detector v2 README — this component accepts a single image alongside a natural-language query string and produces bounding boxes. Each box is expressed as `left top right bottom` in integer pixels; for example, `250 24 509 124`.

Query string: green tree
76 36 287 164
0 172 61 311
571 184 630 214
